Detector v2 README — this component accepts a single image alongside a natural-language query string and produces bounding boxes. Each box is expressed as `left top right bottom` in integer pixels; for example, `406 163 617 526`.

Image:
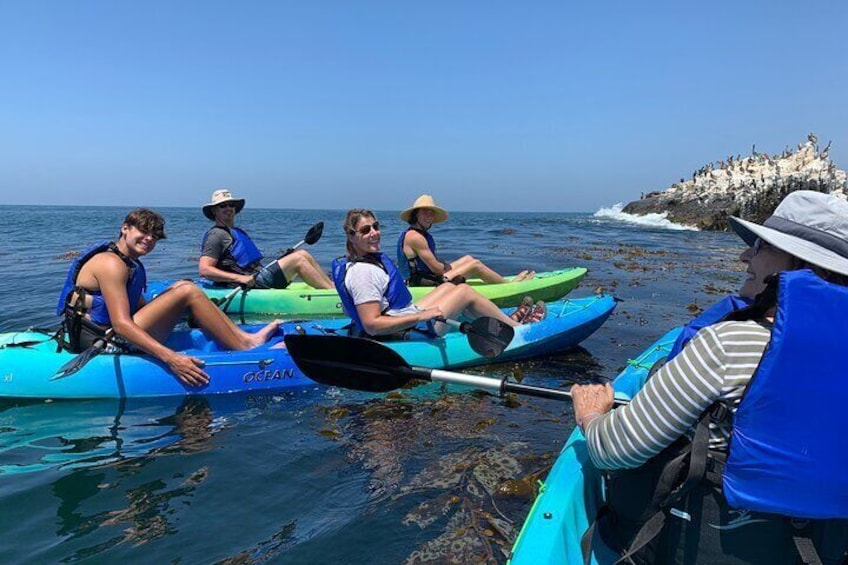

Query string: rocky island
623 134 847 230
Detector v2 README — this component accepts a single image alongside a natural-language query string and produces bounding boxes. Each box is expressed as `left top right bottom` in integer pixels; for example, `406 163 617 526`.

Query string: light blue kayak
0 295 616 399
509 327 682 565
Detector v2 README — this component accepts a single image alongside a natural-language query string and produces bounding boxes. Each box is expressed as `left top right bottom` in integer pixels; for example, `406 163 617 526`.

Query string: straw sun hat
202 189 246 220
729 190 848 277
399 194 449 224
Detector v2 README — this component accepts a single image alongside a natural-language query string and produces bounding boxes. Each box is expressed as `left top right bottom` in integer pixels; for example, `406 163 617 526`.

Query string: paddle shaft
426 367 630 405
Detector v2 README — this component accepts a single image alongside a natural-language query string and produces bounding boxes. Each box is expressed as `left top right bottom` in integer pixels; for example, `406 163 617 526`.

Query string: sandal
510 296 533 322
522 300 547 324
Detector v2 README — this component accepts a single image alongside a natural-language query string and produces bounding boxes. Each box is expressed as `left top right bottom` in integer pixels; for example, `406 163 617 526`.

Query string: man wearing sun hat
396 194 535 288
571 190 848 564
199 189 333 290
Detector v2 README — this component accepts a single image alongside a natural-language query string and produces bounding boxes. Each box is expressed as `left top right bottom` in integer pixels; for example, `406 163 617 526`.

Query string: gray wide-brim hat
202 189 246 220
728 190 848 277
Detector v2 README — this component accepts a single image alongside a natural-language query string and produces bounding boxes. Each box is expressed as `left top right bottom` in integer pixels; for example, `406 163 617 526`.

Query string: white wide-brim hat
202 189 246 220
399 194 449 224
728 190 848 277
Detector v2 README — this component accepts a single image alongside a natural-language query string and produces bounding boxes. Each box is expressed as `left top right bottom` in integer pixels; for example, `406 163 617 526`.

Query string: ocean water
0 205 745 563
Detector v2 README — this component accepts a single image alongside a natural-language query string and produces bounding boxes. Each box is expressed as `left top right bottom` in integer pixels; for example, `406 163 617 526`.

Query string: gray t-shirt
201 227 233 262
344 262 417 316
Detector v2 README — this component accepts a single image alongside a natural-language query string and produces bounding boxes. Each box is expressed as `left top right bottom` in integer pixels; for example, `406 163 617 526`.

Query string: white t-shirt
344 262 418 316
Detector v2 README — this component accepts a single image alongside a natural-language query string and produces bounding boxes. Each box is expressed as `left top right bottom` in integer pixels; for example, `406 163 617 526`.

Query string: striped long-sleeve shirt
585 320 772 470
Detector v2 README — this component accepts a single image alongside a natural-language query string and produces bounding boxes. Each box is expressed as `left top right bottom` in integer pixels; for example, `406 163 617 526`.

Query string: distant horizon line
0 203 597 215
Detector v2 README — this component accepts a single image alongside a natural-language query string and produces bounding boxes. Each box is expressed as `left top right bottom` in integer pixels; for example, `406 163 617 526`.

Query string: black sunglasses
217 202 238 209
352 221 380 236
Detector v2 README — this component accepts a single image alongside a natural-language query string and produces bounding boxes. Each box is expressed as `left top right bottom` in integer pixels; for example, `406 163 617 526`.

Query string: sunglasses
352 221 381 236
752 238 770 255
217 202 238 209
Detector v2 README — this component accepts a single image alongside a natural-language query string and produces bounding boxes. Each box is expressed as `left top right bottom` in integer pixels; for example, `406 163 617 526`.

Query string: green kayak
509 327 682 565
145 267 588 318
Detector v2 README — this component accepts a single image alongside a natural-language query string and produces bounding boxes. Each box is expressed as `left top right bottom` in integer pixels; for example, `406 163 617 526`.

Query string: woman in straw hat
332 208 545 340
199 189 333 290
397 194 535 286
572 191 848 564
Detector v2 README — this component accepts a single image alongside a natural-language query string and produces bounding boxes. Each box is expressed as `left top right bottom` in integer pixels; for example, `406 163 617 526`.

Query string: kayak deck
508 328 682 565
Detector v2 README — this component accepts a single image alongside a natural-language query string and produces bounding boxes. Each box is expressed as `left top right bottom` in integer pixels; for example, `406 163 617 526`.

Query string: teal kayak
509 327 682 565
0 295 616 399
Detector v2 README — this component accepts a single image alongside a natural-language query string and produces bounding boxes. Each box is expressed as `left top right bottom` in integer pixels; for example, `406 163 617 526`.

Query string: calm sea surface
0 205 744 563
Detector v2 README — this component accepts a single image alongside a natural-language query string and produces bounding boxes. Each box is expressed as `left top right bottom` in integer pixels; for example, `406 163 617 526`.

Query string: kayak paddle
435 316 514 358
216 221 325 315
52 329 117 380
283 334 629 405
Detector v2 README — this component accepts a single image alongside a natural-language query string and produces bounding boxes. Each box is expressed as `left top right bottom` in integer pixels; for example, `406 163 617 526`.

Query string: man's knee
280 249 307 269
170 280 203 299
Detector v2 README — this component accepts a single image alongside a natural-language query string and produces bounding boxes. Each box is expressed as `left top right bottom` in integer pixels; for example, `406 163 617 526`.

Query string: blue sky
1 1 846 212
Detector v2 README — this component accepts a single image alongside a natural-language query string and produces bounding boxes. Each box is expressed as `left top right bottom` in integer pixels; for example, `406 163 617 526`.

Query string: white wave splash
593 203 699 231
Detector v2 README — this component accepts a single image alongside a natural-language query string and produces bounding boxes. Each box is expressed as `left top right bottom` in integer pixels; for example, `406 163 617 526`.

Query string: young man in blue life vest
57 209 281 387
396 194 535 286
199 189 333 290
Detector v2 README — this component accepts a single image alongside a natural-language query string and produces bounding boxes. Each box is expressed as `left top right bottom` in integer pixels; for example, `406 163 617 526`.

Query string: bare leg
448 255 507 284
279 250 334 289
416 283 520 335
134 281 279 350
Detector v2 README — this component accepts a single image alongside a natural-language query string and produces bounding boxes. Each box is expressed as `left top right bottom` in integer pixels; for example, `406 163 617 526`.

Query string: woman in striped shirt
572 191 848 468
572 190 848 564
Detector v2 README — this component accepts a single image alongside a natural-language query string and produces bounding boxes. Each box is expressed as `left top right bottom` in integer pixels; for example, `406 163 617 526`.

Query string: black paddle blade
284 334 426 392
304 222 324 245
463 317 515 358
52 340 109 380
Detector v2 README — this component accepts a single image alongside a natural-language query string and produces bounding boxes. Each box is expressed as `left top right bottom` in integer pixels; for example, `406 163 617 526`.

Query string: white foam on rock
594 203 700 231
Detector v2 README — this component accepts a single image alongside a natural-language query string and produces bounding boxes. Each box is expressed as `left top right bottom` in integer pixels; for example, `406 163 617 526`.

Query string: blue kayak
509 327 682 565
0 295 616 399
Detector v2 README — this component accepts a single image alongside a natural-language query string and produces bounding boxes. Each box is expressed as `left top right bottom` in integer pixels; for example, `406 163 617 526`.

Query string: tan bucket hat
202 189 246 220
399 194 449 224
729 190 848 276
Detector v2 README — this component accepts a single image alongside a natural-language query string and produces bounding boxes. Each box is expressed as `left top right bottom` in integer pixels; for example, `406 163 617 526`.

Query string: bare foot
246 320 282 348
513 270 530 282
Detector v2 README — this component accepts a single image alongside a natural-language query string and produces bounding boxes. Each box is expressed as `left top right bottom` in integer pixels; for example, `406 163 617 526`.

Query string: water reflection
0 396 225 476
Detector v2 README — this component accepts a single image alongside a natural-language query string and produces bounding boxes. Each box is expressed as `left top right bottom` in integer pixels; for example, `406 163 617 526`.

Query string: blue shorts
254 262 290 289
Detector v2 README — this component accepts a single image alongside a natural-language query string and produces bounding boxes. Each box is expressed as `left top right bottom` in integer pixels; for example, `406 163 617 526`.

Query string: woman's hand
166 353 210 387
570 383 615 431
417 306 443 323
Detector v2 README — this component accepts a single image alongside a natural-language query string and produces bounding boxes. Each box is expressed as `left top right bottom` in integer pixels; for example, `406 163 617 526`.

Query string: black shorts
254 261 290 289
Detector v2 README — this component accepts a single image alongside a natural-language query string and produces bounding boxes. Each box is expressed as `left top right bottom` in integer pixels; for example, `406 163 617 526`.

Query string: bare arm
355 301 442 336
406 231 448 275
93 255 207 386
199 256 254 286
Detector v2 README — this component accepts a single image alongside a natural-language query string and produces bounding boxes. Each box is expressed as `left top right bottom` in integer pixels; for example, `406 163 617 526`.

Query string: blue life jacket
724 269 848 519
56 241 147 325
667 295 753 361
202 225 264 272
396 228 439 283
331 253 414 337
